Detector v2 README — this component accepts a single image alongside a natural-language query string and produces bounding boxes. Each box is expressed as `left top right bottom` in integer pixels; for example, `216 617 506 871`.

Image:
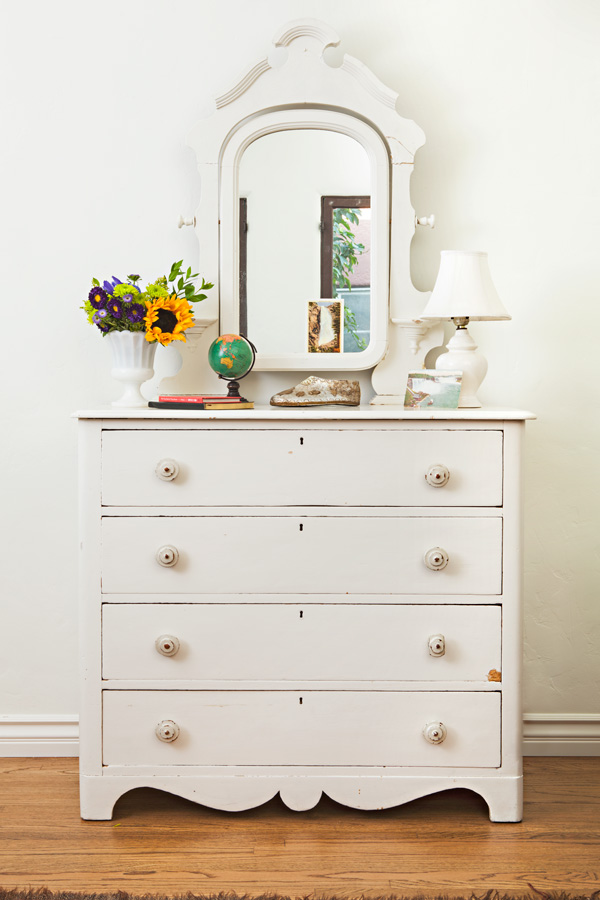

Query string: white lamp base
436 325 487 408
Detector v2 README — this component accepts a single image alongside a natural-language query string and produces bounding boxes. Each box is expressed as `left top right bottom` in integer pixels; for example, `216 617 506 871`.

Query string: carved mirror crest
182 19 439 402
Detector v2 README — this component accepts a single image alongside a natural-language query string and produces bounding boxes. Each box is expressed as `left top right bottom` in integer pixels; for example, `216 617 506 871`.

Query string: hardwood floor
0 758 598 897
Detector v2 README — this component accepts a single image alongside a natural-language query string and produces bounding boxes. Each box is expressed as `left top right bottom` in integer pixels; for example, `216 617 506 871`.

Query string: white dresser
77 406 532 821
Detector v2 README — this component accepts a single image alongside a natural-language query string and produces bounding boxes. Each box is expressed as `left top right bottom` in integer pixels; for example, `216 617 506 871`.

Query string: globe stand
218 376 247 400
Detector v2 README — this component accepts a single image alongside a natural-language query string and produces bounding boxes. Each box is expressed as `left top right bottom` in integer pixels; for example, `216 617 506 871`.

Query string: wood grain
0 758 598 896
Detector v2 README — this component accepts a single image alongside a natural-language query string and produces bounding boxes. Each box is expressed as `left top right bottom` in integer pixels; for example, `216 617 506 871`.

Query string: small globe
208 333 255 381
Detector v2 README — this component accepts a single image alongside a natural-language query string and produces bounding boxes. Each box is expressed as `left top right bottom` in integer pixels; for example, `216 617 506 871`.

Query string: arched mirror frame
185 19 440 402
219 109 389 370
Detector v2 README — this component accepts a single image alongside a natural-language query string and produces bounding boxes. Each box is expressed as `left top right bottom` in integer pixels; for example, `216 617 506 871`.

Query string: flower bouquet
82 262 213 407
82 261 213 346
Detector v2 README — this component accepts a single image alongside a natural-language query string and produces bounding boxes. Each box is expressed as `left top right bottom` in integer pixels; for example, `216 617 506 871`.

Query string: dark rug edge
1 889 599 900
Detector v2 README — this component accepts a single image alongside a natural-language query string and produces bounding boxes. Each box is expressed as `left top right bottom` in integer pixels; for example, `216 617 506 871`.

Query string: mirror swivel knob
155 458 180 482
155 720 180 743
423 722 447 744
178 215 196 228
156 545 179 567
423 547 449 571
155 635 180 657
425 464 450 487
416 214 435 228
428 634 446 657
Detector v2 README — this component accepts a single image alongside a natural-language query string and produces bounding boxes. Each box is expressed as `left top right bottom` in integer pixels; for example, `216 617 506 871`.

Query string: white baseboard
1 713 599 758
0 715 79 757
523 713 600 756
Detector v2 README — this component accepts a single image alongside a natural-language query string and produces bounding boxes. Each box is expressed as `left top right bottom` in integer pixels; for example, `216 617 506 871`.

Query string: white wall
1 0 599 751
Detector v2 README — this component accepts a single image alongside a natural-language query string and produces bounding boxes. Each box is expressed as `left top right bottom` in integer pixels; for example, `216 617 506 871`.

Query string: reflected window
320 196 371 352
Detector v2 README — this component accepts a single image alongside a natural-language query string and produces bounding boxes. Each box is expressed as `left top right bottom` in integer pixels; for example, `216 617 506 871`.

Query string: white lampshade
421 251 511 321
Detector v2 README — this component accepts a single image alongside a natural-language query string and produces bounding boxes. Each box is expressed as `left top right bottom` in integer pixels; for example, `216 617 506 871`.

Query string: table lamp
420 250 511 408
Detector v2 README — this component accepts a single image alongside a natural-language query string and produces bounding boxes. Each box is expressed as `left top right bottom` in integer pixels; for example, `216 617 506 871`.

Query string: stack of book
149 394 254 410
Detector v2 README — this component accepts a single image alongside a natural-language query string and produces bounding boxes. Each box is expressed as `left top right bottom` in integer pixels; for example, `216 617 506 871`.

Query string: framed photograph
307 300 343 353
404 370 462 409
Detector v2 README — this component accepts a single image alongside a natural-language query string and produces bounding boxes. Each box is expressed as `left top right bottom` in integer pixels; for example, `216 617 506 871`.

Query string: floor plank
0 758 598 896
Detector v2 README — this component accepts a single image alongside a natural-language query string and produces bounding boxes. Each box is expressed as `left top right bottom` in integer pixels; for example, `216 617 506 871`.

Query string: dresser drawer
101 429 503 507
101 515 502 595
102 603 502 682
102 690 501 767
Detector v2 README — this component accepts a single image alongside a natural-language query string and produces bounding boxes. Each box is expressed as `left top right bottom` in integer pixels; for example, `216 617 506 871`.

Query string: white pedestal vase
107 331 157 408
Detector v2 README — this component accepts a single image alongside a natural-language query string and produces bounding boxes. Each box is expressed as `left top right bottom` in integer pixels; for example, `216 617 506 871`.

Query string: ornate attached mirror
182 19 441 401
218 108 389 369
238 127 373 358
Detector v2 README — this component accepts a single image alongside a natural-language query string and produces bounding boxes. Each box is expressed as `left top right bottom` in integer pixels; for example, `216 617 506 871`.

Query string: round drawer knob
423 722 447 745
155 458 180 482
156 545 179 567
155 720 180 743
428 634 446 657
425 464 450 488
423 547 449 571
155 634 180 657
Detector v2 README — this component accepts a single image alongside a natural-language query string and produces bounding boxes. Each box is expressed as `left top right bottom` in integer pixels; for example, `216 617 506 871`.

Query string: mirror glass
238 129 372 357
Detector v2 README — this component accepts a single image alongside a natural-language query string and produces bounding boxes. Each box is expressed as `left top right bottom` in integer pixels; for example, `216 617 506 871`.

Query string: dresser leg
479 775 523 822
79 775 124 820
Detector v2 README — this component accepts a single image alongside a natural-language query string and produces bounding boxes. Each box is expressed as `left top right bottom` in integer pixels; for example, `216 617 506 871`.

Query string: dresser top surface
74 405 535 421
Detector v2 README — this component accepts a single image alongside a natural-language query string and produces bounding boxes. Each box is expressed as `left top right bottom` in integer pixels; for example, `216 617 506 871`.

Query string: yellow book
204 402 254 410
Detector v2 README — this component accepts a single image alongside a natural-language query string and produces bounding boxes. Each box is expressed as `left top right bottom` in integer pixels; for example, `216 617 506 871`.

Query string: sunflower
144 294 195 345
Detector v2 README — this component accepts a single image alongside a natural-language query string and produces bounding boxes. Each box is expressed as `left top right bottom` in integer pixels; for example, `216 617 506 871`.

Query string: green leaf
168 261 183 281
92 278 100 287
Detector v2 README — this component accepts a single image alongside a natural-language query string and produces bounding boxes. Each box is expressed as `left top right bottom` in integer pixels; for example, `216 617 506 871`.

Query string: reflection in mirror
238 129 371 356
320 196 371 352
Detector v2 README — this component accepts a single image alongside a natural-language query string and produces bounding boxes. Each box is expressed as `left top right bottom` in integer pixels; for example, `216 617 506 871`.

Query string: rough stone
270 376 361 407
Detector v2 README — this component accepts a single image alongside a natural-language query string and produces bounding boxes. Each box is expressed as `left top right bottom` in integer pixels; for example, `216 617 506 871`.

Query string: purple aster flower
108 298 123 319
125 302 146 323
123 293 133 303
92 309 108 324
102 276 123 295
89 286 108 309
96 322 111 333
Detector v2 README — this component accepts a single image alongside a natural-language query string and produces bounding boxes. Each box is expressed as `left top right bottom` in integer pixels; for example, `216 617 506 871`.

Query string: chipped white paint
100 426 504 507
78 409 530 821
103 604 500 682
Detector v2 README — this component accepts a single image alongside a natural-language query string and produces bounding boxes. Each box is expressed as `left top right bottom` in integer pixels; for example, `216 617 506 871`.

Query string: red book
158 394 244 403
